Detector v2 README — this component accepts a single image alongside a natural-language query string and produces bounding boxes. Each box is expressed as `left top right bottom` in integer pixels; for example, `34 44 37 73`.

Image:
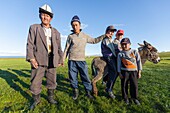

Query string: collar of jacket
41 23 52 28
104 36 112 41
71 29 82 34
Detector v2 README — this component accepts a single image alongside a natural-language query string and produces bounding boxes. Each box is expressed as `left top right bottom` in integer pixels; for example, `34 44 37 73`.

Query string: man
26 4 63 109
63 15 107 100
101 25 118 99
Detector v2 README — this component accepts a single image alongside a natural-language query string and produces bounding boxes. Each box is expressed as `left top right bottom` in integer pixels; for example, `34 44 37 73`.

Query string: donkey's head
138 41 160 64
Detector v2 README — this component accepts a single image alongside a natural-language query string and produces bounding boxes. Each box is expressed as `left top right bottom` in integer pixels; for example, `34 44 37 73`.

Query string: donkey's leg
92 69 104 96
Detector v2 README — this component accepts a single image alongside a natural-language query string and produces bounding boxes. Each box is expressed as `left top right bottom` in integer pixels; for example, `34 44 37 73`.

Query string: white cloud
61 34 67 41
69 23 88 30
81 23 88 29
113 24 126 27
0 51 25 56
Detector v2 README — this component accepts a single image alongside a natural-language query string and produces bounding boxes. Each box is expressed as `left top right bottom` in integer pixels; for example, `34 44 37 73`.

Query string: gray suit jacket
26 24 63 67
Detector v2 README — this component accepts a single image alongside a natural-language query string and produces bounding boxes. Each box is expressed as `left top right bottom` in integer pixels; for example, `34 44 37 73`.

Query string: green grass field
0 56 170 113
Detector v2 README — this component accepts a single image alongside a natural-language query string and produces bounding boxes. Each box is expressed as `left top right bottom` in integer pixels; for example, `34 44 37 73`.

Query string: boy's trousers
121 70 138 100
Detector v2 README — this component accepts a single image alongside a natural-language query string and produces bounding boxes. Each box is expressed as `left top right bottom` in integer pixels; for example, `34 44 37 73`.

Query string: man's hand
137 70 142 79
58 63 64 67
30 59 38 69
118 72 123 79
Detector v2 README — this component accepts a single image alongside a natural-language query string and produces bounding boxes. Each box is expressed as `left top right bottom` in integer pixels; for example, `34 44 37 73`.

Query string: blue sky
0 0 170 56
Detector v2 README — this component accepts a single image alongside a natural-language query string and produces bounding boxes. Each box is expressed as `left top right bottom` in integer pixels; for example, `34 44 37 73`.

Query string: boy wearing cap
26 4 63 109
114 29 124 51
102 29 124 91
101 25 119 99
63 15 107 100
117 38 142 105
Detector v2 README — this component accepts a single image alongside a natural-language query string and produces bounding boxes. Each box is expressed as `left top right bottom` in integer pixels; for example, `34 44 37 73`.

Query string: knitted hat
71 15 81 24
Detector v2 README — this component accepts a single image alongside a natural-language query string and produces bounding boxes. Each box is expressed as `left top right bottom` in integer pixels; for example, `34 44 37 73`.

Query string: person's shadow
56 73 90 96
0 68 31 101
9 69 47 98
0 68 49 111
0 68 46 100
56 74 72 96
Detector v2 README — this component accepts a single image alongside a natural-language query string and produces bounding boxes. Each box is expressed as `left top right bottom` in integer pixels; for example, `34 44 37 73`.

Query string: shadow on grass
56 73 91 96
56 74 72 96
11 69 46 86
0 69 30 112
12 69 31 78
10 69 49 100
0 69 48 103
0 69 31 100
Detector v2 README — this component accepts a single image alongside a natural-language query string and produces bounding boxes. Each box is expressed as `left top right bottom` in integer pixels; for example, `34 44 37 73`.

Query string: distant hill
86 51 170 60
159 52 170 57
159 52 170 59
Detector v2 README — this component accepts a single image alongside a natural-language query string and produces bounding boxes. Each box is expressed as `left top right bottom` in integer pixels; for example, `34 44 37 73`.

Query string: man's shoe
47 89 58 104
72 89 79 100
30 94 40 110
86 91 94 100
108 92 116 99
133 99 140 105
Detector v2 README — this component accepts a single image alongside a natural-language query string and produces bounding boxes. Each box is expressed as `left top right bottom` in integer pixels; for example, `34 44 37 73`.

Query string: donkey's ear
144 40 153 49
138 43 144 47
144 40 151 46
152 47 158 52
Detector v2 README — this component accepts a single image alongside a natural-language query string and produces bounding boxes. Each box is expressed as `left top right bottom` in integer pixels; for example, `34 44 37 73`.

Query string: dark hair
39 8 53 18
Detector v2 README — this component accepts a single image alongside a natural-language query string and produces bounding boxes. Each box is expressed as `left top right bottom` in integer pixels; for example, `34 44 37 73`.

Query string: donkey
91 41 160 96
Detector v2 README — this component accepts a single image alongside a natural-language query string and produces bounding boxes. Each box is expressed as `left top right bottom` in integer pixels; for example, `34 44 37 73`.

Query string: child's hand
105 33 112 38
118 72 123 79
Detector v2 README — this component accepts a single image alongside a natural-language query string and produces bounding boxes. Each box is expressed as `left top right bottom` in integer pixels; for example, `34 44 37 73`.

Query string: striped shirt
117 49 142 72
63 31 105 61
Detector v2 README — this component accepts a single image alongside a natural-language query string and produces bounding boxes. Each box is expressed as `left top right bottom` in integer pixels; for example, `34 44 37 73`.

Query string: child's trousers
121 71 138 100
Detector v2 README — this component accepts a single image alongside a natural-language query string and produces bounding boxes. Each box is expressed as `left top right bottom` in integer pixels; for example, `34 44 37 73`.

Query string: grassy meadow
0 53 169 113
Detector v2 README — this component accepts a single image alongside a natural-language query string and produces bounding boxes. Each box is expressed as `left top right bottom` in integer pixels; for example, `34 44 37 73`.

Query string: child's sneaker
108 91 116 99
133 99 140 105
124 99 129 105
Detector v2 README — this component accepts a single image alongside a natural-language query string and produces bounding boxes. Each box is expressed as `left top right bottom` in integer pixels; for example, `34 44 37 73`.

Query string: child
101 25 118 99
117 38 142 105
102 29 124 87
113 29 124 52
